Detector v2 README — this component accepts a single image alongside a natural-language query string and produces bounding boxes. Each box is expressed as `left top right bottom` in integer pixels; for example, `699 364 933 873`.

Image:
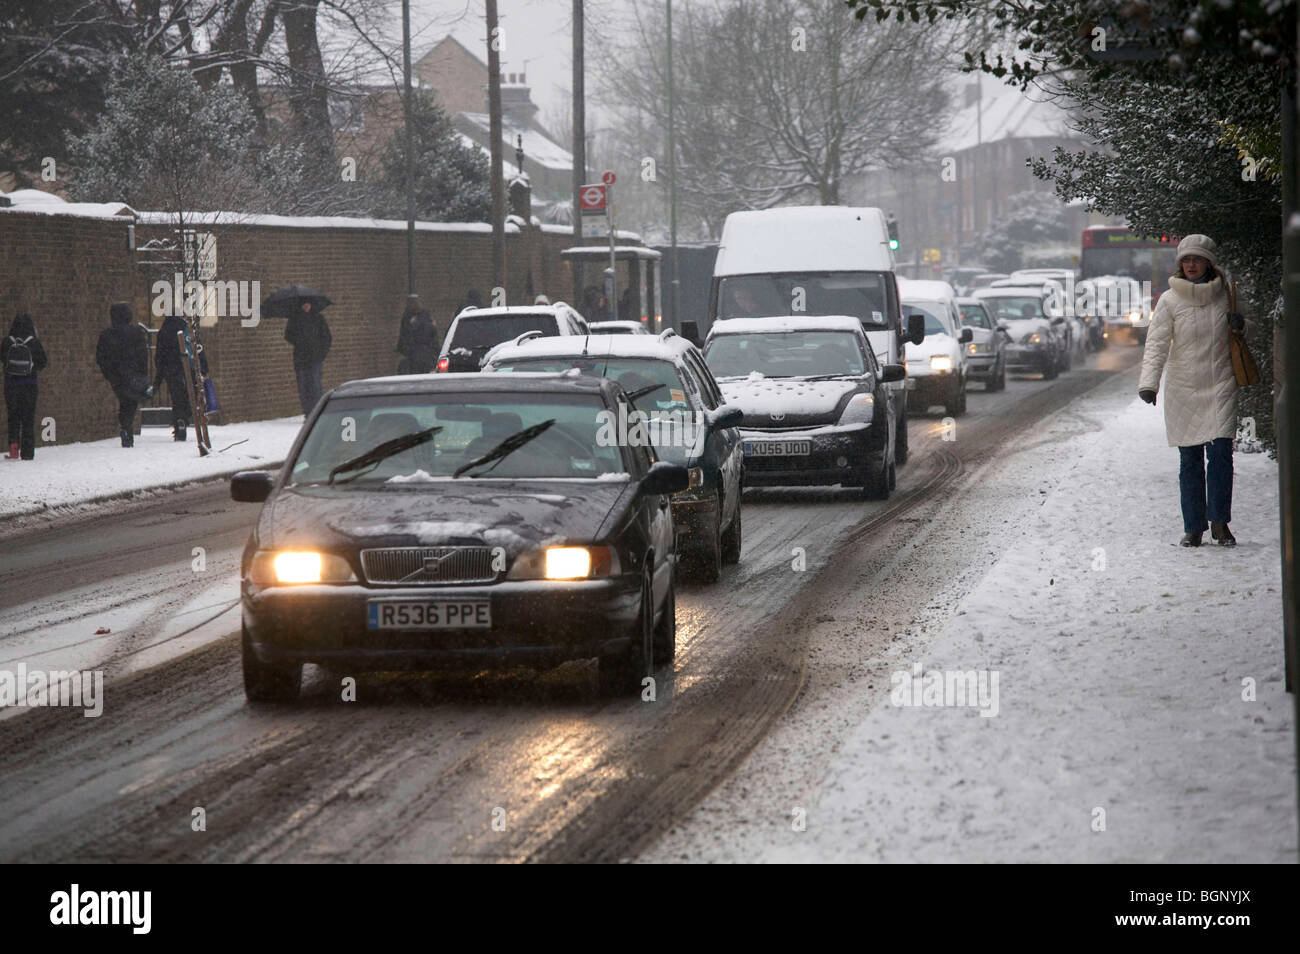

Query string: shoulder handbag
1227 280 1260 387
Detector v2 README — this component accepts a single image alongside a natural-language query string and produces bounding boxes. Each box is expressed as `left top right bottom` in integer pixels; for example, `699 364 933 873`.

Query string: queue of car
230 217 1112 704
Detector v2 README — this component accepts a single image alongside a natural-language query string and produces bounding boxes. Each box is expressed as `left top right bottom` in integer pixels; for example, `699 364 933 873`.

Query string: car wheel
1042 357 1059 381
720 496 742 565
1136 329 1147 346
685 508 723 583
600 567 653 696
242 625 301 703
652 565 676 666
1059 345 1072 371
990 358 1006 391
861 456 892 500
895 399 909 466
945 380 966 417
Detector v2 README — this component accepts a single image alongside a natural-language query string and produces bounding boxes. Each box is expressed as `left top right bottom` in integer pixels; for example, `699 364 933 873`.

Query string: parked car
230 371 688 699
898 279 972 417
704 315 904 499
972 286 1067 379
483 330 743 583
437 302 589 372
589 320 649 335
955 297 1008 391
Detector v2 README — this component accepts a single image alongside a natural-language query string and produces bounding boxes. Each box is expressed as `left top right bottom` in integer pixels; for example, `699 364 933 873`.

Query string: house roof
942 82 1076 154
456 112 572 172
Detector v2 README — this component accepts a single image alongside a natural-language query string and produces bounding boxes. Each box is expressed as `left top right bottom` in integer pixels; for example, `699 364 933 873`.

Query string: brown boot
1210 523 1236 547
1180 531 1203 547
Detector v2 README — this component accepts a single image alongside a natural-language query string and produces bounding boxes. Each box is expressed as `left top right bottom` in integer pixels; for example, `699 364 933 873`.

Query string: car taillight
436 356 449 372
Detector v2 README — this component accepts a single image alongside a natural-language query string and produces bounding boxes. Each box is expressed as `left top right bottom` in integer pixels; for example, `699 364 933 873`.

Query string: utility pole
572 0 586 305
487 0 505 292
667 0 680 331
402 0 414 295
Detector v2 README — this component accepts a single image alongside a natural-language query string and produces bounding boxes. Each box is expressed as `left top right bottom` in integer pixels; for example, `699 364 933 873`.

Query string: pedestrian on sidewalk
396 296 438 374
2 312 48 460
96 302 149 447
152 313 192 441
284 298 331 416
1138 234 1244 547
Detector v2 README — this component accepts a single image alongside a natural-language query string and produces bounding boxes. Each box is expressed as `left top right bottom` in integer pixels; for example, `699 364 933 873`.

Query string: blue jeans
295 362 323 416
1178 437 1233 532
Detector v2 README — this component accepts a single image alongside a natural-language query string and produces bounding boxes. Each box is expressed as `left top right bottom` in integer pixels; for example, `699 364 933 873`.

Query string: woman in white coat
1138 234 1245 547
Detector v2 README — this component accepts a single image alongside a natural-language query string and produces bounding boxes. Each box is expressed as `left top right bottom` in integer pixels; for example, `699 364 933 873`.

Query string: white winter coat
1139 275 1238 447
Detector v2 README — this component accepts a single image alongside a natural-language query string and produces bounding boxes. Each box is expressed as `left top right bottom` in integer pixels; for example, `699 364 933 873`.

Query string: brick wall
0 207 612 443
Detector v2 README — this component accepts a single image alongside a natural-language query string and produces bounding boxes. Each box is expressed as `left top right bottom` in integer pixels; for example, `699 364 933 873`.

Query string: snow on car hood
717 372 862 428
998 317 1052 341
904 333 960 363
261 480 632 555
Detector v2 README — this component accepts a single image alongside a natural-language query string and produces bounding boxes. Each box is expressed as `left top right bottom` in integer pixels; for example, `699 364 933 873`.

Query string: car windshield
959 304 991 329
981 296 1045 321
488 356 698 421
451 313 559 350
705 330 866 378
288 392 626 484
904 302 951 336
717 272 891 326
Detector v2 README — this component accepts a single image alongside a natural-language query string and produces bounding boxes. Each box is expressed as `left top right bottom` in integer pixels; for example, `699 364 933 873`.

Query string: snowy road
0 345 1144 862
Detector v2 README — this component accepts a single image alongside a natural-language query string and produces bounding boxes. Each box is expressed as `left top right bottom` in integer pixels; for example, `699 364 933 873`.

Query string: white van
709 206 923 464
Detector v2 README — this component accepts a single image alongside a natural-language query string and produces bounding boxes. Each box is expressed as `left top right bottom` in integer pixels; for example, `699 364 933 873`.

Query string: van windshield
716 272 892 327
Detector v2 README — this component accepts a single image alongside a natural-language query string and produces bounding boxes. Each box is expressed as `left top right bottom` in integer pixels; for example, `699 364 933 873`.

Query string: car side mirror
906 313 926 346
707 405 743 431
680 320 703 347
997 322 1009 332
959 327 973 344
641 460 690 495
231 470 274 503
881 363 906 383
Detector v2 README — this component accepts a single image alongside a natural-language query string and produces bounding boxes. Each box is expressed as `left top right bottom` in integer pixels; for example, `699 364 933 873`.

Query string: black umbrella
262 284 333 318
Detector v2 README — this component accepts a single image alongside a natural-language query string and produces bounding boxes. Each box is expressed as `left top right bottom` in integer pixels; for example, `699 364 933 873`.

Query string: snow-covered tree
374 91 491 224
975 191 1073 273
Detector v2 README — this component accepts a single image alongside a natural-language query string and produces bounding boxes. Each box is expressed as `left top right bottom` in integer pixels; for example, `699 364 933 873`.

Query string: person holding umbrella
264 286 333 417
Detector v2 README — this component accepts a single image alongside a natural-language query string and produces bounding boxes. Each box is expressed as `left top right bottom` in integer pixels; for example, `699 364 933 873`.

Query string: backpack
5 336 34 376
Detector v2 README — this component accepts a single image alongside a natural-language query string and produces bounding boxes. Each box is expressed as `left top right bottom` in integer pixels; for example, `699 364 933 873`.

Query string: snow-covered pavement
646 368 1295 863
0 417 302 524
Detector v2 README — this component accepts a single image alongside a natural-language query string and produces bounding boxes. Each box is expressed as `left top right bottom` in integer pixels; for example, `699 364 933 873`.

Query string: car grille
360 546 498 585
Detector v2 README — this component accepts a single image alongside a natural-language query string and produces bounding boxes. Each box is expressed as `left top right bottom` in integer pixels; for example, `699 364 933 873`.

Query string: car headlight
506 545 621 580
967 342 989 354
1128 311 1142 323
1022 332 1043 345
250 550 357 585
838 392 875 425
930 355 954 372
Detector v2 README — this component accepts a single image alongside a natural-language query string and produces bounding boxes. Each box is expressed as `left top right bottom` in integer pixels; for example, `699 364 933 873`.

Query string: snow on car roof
707 315 865 336
454 304 571 319
486 332 696 364
332 370 609 397
896 278 957 300
972 285 1050 298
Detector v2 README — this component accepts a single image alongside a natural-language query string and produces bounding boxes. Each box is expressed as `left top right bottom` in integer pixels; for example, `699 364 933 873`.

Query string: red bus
1080 226 1179 300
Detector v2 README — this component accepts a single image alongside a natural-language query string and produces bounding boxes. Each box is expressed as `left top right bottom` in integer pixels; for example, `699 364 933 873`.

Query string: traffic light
887 214 900 251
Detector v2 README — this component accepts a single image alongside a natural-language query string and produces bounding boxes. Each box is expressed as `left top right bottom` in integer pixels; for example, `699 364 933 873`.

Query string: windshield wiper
799 373 861 381
453 419 556 478
624 382 664 404
328 425 442 484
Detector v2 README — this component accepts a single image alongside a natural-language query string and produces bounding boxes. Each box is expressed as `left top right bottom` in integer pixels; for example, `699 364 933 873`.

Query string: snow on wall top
714 207 894 276
0 189 136 219
133 210 514 233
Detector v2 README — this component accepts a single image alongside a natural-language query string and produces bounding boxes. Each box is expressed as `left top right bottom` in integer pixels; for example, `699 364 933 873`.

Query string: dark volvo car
231 373 687 701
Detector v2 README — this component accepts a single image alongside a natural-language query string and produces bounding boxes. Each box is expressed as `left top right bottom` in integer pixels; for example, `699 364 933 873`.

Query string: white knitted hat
1176 233 1218 268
